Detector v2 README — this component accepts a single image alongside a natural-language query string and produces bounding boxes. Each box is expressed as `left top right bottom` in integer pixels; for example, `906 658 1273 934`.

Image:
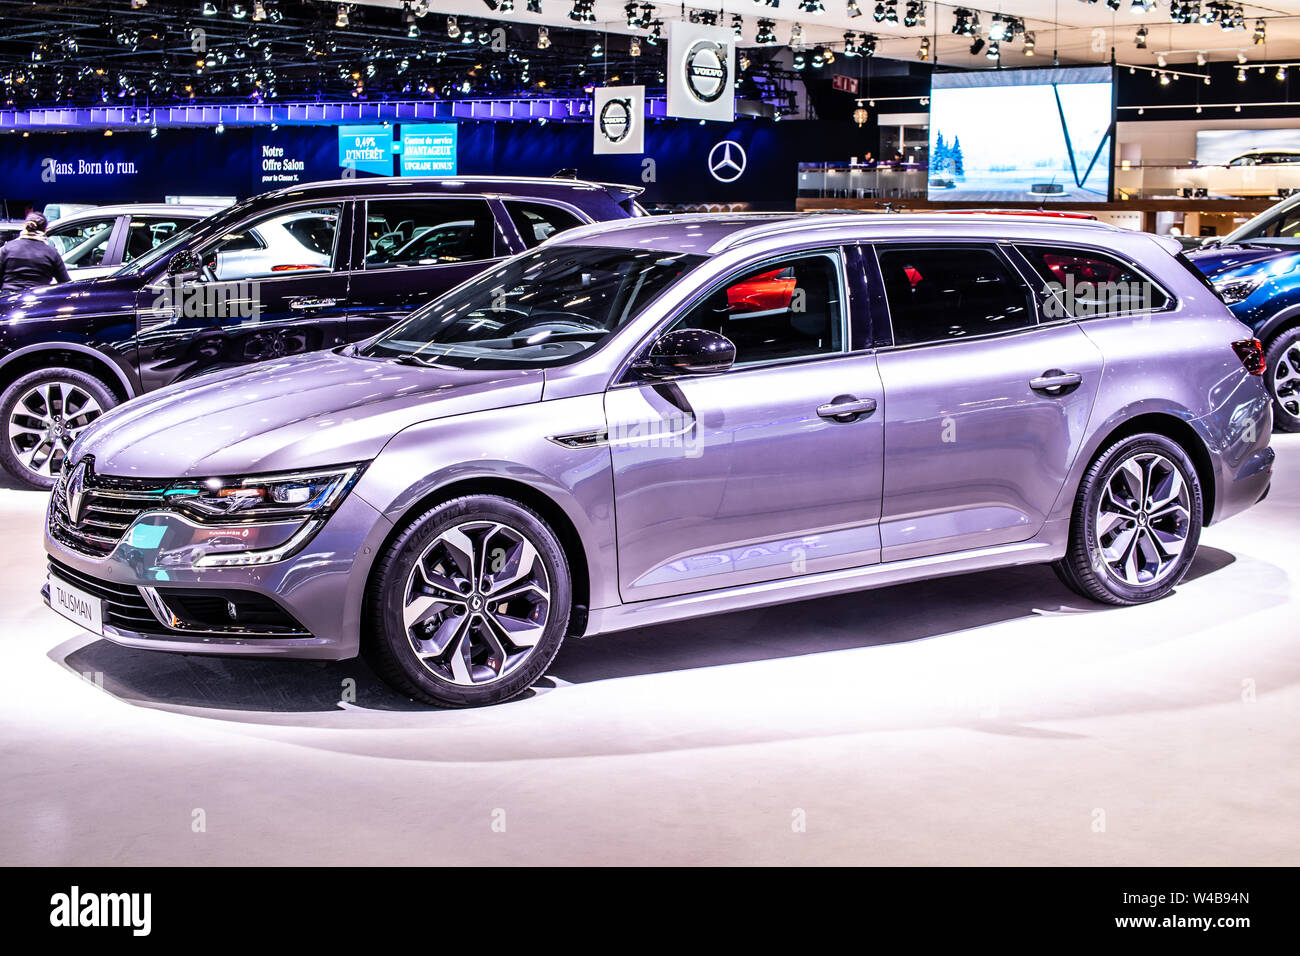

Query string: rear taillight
1233 338 1266 376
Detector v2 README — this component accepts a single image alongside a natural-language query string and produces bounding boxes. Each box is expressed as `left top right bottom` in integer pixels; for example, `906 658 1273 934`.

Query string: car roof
545 211 1125 256
52 203 228 222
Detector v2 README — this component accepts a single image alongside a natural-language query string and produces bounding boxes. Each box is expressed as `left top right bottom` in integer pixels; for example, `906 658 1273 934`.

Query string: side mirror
166 249 202 277
634 328 736 379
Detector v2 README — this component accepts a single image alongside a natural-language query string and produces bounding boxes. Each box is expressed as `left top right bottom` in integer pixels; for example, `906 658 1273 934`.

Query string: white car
45 203 229 280
207 209 338 281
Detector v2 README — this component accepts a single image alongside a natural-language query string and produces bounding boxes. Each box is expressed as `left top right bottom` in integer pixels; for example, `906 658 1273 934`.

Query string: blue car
1187 193 1300 431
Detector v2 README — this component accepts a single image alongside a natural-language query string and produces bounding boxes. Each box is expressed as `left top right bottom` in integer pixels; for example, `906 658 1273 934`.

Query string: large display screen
928 67 1114 202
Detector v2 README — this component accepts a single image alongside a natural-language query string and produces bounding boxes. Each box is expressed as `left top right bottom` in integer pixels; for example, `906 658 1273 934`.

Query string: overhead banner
337 124 393 176
400 124 458 175
666 20 736 123
593 85 645 155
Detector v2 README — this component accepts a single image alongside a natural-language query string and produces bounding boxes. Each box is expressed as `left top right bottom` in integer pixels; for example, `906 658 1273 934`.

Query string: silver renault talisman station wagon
44 214 1275 706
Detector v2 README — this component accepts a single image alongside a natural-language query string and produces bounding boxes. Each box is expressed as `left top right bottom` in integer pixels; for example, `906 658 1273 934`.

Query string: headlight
1212 272 1266 305
162 465 365 523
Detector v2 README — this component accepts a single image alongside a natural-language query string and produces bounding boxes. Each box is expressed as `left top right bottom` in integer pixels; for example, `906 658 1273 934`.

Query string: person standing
0 212 71 295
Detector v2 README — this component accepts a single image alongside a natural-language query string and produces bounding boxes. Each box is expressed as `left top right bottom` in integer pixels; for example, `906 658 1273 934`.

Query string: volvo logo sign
684 39 729 104
66 460 88 527
708 140 747 183
598 98 633 144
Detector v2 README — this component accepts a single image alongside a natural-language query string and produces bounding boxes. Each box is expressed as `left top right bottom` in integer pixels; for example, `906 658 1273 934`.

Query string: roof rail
538 211 792 248
706 212 1119 254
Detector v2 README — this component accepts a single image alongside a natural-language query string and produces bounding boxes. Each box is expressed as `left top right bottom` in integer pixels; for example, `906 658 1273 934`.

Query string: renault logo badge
66 460 88 527
684 39 729 104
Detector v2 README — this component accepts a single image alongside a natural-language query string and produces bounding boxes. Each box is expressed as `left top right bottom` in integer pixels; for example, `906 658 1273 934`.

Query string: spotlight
798 0 826 12
917 36 930 60
732 13 743 36
988 15 1008 41
1135 25 1147 48
844 31 858 55
755 18 776 44
1279 65 1288 80
537 26 550 49
1237 66 1246 80
527 0 541 10
251 0 266 20
860 33 875 55
591 40 602 58
215 121 225 133
202 1 217 14
335 5 348 29
792 51 806 69
847 0 862 16
630 36 641 56
1159 71 1171 85
986 39 1000 61
231 2 247 18
1254 20 1266 45
811 47 825 68
791 22 804 45
1157 53 1167 68
969 37 984 56
1023 31 1036 55
447 15 460 38
1196 51 1207 65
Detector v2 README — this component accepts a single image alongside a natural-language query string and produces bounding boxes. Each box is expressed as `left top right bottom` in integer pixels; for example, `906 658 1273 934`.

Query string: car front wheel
365 494 573 707
0 368 117 490
1054 433 1203 606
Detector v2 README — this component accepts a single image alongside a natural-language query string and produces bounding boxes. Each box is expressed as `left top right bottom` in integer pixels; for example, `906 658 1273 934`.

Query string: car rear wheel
365 494 572 707
1053 433 1203 606
0 368 117 491
1264 327 1300 433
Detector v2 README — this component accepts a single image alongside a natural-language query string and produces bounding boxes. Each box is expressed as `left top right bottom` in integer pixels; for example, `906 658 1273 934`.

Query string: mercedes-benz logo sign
684 39 729 104
708 140 747 183
66 460 88 527
598 98 633 144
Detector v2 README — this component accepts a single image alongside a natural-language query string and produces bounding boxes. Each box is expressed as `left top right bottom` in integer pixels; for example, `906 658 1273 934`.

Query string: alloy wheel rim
403 520 551 687
1273 343 1300 421
7 381 105 479
1094 451 1191 588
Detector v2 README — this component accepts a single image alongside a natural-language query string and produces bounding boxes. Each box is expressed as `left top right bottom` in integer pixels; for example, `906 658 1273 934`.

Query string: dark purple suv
0 175 642 488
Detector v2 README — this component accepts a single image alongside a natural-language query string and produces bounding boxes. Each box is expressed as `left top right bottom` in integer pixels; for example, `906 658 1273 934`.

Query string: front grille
47 557 159 633
49 460 168 557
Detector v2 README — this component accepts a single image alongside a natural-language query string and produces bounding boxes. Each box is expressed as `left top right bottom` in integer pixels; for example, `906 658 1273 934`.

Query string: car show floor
1 436 1297 866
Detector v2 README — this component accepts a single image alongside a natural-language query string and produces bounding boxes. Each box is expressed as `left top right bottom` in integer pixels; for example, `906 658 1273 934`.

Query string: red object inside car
727 268 798 313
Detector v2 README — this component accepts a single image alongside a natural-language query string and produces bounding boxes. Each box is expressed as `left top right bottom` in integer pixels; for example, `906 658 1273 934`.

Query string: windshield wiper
389 353 444 368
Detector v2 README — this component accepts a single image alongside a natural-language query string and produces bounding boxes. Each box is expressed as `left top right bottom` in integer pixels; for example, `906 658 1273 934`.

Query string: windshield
113 198 257 278
1224 193 1300 246
360 245 706 369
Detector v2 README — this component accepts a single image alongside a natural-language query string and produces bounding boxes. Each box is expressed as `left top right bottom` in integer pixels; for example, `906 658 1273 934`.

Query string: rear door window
875 245 1035 346
364 199 496 268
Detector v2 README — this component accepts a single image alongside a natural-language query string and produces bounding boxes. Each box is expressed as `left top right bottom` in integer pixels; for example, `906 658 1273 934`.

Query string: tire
364 494 573 708
0 367 117 491
1053 433 1203 606
1263 327 1300 433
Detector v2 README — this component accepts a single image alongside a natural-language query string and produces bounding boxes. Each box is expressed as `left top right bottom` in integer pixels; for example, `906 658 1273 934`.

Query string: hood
0 274 138 318
71 349 545 478
1186 243 1299 279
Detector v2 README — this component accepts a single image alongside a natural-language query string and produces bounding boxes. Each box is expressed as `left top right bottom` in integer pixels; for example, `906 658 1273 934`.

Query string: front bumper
42 489 393 660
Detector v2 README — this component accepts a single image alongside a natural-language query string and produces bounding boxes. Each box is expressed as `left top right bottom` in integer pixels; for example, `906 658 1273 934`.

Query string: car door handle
817 395 877 422
1029 370 1083 394
289 297 338 311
